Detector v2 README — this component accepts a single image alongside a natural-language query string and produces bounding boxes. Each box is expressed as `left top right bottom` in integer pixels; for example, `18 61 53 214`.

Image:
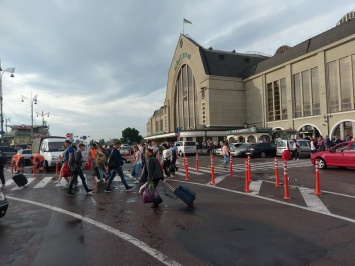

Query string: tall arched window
174 64 199 130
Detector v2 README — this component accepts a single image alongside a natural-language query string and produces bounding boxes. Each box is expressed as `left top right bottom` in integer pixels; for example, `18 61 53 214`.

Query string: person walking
63 140 75 188
132 145 142 184
318 136 325 152
67 143 93 196
310 137 317 154
221 141 229 167
0 151 6 190
169 141 178 175
104 141 133 192
140 148 164 208
161 144 171 177
292 139 299 160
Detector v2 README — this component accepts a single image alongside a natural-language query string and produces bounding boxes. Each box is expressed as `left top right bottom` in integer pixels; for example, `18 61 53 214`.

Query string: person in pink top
221 141 229 168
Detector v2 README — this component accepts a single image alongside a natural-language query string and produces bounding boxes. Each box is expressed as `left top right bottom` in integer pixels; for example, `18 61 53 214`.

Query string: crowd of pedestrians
56 139 179 208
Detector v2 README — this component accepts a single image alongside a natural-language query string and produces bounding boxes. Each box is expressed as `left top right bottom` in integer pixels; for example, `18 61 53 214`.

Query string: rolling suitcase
12 174 28 187
164 181 196 206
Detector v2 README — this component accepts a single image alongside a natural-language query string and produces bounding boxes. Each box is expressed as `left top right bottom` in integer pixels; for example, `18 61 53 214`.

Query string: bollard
55 157 59 175
244 159 251 192
229 153 233 178
210 153 215 185
247 155 252 181
283 161 291 199
315 159 322 195
275 157 280 188
185 155 189 181
195 152 199 172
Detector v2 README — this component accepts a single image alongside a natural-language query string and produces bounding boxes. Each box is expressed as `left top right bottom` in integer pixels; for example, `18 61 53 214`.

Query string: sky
0 0 354 142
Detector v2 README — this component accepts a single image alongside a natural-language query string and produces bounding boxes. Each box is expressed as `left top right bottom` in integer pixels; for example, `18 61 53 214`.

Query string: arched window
174 64 199 130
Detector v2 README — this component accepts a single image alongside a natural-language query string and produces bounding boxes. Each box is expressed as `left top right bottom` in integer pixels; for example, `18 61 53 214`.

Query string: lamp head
10 74 14 78
21 99 24 102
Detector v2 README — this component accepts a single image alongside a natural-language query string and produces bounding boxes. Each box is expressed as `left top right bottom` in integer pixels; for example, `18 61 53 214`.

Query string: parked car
216 143 244 156
119 146 131 156
230 144 250 157
0 191 9 218
311 141 355 169
17 149 32 165
175 141 196 156
0 146 18 161
276 139 311 158
245 143 276 158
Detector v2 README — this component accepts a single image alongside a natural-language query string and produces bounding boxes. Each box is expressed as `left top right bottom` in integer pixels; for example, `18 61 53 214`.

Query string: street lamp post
36 110 50 127
324 114 333 137
0 61 15 142
21 93 38 145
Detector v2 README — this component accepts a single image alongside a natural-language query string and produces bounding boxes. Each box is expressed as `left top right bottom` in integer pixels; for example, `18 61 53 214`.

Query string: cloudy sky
0 1 353 142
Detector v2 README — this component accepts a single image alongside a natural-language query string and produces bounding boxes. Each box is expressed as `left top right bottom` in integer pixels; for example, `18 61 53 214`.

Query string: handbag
62 163 71 177
142 183 160 203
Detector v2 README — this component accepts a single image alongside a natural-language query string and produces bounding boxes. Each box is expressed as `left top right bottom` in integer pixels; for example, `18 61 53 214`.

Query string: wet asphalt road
1 156 355 266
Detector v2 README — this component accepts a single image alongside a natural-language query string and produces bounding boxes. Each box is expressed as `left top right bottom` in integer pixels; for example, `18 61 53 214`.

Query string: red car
311 141 355 169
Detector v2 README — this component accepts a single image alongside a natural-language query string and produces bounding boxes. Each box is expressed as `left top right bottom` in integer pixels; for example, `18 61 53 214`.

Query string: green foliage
121 127 143 144
98 139 105 145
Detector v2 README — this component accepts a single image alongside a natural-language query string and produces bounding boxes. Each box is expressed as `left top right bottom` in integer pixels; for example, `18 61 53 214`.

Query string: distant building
5 125 50 147
146 10 355 143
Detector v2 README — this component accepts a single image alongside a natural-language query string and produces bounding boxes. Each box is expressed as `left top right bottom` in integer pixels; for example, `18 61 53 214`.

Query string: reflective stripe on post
210 153 215 185
315 159 322 195
283 161 291 199
229 153 233 178
195 152 199 172
275 157 280 188
244 159 251 193
247 155 251 181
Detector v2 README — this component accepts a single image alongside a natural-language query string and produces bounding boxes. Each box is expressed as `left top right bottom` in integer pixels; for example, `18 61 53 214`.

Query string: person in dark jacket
105 141 133 193
140 148 164 207
67 143 93 196
0 152 6 190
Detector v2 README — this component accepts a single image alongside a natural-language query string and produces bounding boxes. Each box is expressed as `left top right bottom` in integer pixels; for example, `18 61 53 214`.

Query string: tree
121 127 143 144
98 139 105 145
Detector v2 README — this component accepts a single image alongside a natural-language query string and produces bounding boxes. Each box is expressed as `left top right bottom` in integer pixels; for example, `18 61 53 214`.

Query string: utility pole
5 117 10 133
36 110 50 127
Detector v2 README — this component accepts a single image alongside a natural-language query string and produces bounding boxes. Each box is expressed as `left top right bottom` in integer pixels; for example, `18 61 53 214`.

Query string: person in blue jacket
105 141 133 192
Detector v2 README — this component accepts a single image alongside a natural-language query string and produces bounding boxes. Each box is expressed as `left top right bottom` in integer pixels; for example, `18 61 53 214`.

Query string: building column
352 122 355 138
339 122 344 140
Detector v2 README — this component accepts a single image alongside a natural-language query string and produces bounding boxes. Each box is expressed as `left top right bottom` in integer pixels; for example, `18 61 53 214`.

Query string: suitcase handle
162 180 175 192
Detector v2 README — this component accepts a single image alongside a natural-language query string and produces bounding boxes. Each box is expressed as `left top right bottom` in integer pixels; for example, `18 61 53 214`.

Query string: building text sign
174 52 191 70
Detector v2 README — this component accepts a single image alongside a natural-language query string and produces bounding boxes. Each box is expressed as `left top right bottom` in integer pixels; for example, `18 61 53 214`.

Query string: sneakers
126 186 134 191
67 191 74 196
104 188 113 193
133 181 139 184
86 188 94 195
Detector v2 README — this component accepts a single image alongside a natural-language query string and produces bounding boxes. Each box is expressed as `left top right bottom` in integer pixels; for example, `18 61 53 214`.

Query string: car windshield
48 142 64 152
185 142 195 146
120 147 128 150
276 141 287 148
22 150 32 154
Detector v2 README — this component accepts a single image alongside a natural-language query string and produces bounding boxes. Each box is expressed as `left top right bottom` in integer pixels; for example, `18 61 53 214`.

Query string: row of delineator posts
181 153 323 199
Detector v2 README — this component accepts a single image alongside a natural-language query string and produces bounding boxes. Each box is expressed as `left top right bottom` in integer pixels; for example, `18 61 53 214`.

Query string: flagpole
183 19 185 35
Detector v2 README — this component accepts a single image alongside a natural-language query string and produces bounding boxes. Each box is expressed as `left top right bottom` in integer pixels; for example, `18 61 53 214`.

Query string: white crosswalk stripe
33 177 54 188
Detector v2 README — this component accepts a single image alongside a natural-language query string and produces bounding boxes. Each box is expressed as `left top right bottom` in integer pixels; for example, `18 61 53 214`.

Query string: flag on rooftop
183 18 192 24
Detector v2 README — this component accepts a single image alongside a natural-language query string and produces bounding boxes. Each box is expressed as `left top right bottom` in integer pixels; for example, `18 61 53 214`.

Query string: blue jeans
223 155 229 166
68 169 90 192
134 162 142 181
106 166 130 190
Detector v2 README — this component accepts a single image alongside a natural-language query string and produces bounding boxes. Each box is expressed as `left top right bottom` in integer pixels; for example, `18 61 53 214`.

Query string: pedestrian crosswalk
3 160 313 192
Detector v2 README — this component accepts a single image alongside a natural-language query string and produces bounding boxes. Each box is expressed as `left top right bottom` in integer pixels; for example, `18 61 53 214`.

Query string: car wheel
317 158 327 169
260 152 266 158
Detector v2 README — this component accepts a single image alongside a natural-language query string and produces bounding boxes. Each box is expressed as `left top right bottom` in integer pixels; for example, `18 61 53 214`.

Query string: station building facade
146 12 355 144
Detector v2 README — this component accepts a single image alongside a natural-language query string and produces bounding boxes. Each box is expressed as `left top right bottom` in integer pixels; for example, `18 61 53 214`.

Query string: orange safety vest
12 154 25 170
32 154 45 164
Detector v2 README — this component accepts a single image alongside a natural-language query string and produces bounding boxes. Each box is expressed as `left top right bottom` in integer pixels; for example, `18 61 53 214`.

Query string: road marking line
11 178 35 190
322 190 355 199
6 196 182 266
33 177 53 189
299 187 330 214
55 178 67 187
249 180 263 195
5 179 14 186
206 175 227 186
182 167 204 175
166 179 355 224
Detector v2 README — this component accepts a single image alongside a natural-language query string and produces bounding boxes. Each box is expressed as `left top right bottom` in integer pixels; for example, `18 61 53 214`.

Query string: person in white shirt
132 145 142 184
292 139 299 160
162 143 172 177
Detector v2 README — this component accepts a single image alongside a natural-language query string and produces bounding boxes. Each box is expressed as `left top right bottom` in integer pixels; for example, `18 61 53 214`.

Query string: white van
175 141 196 156
276 139 311 158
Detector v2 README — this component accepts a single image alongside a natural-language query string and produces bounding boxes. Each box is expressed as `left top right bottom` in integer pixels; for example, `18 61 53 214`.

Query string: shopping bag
139 182 148 195
62 163 71 177
142 185 159 203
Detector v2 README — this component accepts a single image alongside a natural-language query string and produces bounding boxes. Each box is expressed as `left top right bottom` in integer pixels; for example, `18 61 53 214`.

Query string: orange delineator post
247 155 252 181
55 157 59 175
283 161 291 199
315 159 322 195
244 159 251 193
183 153 187 170
275 157 280 188
195 152 199 172
210 153 215 185
185 155 189 181
229 153 233 178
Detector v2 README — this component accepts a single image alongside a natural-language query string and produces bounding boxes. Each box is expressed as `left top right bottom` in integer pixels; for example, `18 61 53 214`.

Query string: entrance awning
144 132 177 140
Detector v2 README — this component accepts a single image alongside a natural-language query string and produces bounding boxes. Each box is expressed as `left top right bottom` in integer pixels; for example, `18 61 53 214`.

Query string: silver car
230 144 250 157
276 139 311 158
